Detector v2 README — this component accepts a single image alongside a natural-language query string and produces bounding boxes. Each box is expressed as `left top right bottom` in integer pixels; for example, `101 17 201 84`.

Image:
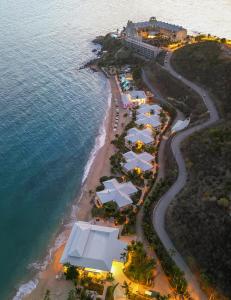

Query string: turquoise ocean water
0 0 230 298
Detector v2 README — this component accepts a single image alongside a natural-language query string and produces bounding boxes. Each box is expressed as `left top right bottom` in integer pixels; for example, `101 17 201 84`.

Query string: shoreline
19 74 126 300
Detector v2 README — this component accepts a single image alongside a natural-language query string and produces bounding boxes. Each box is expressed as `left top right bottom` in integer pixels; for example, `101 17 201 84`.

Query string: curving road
144 52 219 300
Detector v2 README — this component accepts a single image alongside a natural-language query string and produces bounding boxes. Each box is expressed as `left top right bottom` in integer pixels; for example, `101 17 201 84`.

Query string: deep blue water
0 0 230 299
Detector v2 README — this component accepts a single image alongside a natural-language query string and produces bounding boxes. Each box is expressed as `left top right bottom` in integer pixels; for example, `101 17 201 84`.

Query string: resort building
125 18 187 42
137 104 162 116
124 37 161 59
96 178 138 209
125 127 154 147
60 221 127 273
123 151 154 173
136 114 161 129
122 90 147 108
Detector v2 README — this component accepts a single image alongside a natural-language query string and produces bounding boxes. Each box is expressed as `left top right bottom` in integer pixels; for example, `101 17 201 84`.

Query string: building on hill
60 222 127 273
124 37 161 59
96 178 138 209
123 151 154 173
125 17 187 42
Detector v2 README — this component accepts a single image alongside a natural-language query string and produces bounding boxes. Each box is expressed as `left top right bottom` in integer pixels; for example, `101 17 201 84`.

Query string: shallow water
0 0 230 298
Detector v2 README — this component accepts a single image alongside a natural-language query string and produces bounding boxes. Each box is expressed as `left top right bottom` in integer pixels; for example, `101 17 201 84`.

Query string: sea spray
13 229 68 300
13 280 39 300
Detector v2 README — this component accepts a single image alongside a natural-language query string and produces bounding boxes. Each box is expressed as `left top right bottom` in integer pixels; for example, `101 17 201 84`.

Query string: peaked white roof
171 118 190 133
137 104 162 115
96 178 137 208
132 20 185 32
125 127 154 144
129 90 147 100
123 151 154 172
136 114 161 128
122 94 131 106
60 222 127 271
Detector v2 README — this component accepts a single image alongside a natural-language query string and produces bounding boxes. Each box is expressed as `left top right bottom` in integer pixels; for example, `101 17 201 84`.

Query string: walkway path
143 52 219 300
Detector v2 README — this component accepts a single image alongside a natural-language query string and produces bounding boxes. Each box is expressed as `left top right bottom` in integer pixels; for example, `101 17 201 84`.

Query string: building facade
125 18 187 42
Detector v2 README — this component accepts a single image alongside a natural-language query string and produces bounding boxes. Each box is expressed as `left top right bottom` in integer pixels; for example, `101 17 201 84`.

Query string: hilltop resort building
96 178 138 209
123 151 154 173
124 17 187 58
125 17 187 42
60 222 127 274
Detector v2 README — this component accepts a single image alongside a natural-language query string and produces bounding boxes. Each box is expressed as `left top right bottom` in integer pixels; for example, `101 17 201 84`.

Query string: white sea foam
13 230 68 300
13 77 112 300
13 279 38 300
82 83 112 184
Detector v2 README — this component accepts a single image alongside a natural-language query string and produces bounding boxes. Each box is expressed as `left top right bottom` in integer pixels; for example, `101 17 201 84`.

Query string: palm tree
120 251 127 264
43 290 51 300
122 281 130 299
80 288 93 300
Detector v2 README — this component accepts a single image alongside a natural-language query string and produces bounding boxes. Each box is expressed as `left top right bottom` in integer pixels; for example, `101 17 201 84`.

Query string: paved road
145 53 219 300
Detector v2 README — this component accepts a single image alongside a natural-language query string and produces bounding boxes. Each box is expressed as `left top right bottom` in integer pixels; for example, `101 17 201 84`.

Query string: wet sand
24 75 129 300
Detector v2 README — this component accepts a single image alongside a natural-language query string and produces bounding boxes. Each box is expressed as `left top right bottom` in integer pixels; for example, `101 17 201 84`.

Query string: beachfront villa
125 127 154 148
137 104 162 116
122 90 147 108
136 114 161 129
123 151 154 173
96 178 138 209
60 222 127 274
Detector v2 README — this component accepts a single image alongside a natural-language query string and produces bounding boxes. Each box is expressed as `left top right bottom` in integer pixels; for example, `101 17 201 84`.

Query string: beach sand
24 75 129 300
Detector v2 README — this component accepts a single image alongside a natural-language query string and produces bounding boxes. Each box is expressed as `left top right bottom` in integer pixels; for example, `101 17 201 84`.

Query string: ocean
0 0 230 299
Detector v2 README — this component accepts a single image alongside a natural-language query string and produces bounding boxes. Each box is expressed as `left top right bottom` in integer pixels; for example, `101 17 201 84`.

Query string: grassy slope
171 41 231 118
144 62 207 123
166 42 231 298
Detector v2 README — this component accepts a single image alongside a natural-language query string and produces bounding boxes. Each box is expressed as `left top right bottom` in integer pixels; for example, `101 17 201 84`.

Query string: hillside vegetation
171 41 231 119
166 41 231 298
144 62 207 123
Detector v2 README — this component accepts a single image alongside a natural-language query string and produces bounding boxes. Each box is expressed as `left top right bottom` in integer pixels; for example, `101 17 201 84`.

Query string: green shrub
64 264 79 281
86 282 104 295
142 181 188 296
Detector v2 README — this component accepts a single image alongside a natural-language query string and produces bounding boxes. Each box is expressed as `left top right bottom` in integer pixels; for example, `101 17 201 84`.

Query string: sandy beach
23 75 129 300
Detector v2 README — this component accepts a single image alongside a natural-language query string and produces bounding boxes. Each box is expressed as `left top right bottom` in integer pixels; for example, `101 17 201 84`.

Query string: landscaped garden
123 241 156 286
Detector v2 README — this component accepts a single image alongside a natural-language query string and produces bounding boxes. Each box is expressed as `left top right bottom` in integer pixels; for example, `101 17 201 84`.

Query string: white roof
133 20 185 32
129 90 147 100
137 104 162 115
123 151 153 172
60 222 127 271
122 94 131 106
96 178 137 208
171 118 190 133
136 114 161 128
125 127 154 144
